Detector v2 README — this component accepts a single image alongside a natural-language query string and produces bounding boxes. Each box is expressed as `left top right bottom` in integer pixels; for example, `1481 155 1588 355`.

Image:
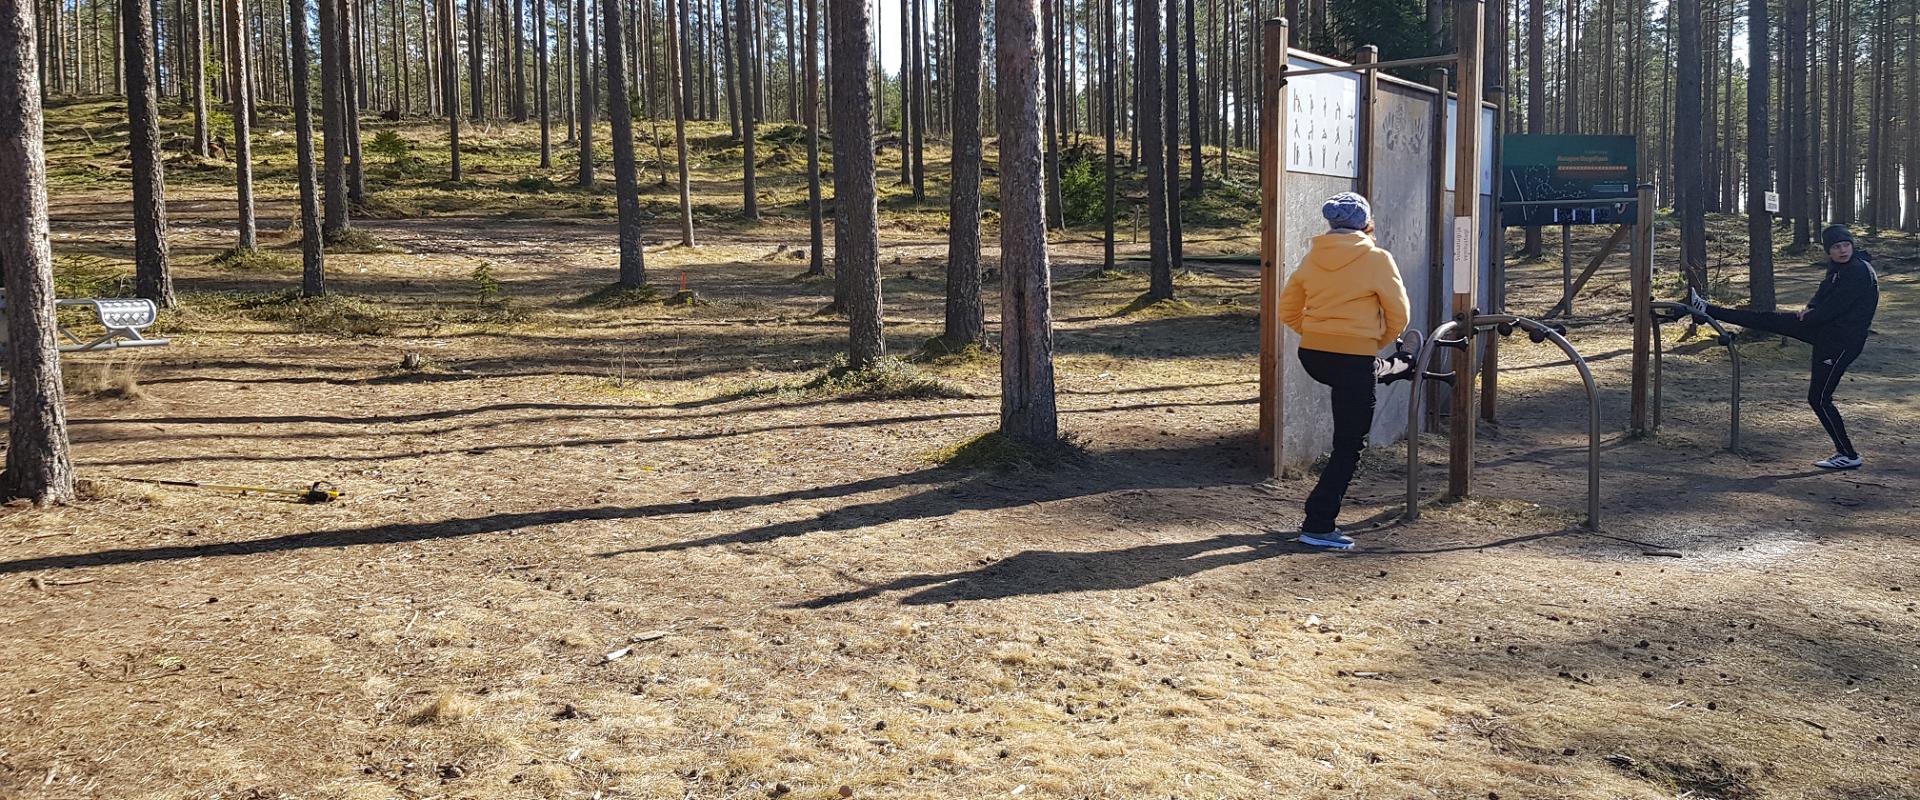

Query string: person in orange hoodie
1279 192 1413 550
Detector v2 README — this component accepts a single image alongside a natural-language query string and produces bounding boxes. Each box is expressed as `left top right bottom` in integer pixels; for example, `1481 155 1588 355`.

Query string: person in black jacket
1686 224 1880 470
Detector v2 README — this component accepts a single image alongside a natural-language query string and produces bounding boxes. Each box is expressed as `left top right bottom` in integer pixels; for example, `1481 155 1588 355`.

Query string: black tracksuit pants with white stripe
1706 305 1864 458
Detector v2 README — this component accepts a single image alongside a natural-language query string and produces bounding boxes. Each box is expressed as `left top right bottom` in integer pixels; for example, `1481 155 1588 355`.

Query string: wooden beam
1355 45 1377 198
1544 223 1631 317
1630 183 1657 433
1447 0 1484 500
1258 17 1289 478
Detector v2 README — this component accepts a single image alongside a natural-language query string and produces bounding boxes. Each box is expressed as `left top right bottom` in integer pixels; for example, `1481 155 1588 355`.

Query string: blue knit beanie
1322 192 1371 232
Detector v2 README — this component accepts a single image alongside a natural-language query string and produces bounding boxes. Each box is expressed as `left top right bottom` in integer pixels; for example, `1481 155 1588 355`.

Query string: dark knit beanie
1821 225 1855 249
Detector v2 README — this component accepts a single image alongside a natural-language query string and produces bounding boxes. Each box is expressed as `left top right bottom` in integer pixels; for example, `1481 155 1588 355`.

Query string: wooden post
1355 44 1377 198
1258 17 1289 478
1423 67 1449 434
1446 0 1484 500
1561 224 1572 315
1630 182 1657 433
1480 83 1505 423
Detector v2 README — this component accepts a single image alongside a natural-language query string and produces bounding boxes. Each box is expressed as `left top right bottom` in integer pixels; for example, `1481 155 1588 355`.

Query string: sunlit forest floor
2 99 1916 799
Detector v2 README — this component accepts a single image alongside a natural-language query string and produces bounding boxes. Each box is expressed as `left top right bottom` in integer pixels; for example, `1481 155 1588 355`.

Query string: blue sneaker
1299 530 1356 550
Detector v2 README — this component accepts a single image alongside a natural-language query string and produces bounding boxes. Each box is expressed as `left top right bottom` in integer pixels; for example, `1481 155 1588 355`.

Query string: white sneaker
1815 454 1863 470
1685 287 1712 321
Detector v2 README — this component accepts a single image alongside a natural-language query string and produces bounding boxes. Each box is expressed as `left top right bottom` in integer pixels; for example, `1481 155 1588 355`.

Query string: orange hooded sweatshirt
1278 231 1412 356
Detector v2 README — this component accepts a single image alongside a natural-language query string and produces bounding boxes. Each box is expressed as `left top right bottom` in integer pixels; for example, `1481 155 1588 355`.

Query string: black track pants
1708 304 1864 458
1298 348 1377 533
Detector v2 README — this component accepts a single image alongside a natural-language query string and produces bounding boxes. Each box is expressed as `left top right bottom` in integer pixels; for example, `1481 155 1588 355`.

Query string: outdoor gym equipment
1258 0 1493 484
1648 301 1742 450
1405 313 1601 531
0 289 171 355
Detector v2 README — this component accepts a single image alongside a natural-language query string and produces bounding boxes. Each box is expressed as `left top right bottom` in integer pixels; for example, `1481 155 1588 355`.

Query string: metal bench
0 289 171 354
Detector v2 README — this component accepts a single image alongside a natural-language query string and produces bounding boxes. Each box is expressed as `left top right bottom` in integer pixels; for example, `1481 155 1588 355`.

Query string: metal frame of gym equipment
1404 313 1601 530
1649 301 1743 449
0 290 171 356
1258 0 1493 493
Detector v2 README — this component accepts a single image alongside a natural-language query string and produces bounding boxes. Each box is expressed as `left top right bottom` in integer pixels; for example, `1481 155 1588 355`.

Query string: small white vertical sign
1764 191 1780 213
1452 216 1476 292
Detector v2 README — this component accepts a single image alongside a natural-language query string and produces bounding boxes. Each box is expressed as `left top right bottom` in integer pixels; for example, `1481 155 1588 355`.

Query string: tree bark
1103 0 1115 269
191 0 208 154
538 0 550 165
664 0 691 243
321 0 349 226
1182 0 1199 195
289 0 324 294
1040 0 1059 225
341 0 365 202
122 0 174 305
467 0 481 118
225 0 255 249
1746 0 1772 311
1673 0 1704 288
829 0 881 366
0 0 77 504
440 0 458 177
601 0 644 286
943 0 983 347
1789 0 1811 246
734 0 757 217
575 0 592 184
908 0 924 199
803 0 820 271
1139 0 1169 299
1162 0 1182 268
996 0 1058 443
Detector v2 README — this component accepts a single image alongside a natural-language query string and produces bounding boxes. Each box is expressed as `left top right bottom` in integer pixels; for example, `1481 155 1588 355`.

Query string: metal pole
1447 0 1485 499
1406 320 1466 523
1258 17 1289 478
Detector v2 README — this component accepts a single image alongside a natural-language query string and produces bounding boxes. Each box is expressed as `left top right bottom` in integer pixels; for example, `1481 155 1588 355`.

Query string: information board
1499 134 1638 226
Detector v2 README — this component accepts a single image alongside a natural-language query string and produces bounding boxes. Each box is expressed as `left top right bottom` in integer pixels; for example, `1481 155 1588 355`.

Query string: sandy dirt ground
3 117 1918 799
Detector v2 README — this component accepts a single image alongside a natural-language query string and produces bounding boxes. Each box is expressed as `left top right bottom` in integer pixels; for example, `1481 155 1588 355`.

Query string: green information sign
1499 134 1639 227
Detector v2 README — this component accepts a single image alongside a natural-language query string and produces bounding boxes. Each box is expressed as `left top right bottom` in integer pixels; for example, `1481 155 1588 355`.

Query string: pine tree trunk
1104 0 1115 268
1182 0 1199 195
123 0 174 305
342 0 365 202
538 0 550 164
0 0 77 505
226 0 255 248
321 0 348 225
510 0 524 118
1673 0 1704 288
190 0 208 153
1788 0 1810 246
996 0 1057 444
734 0 756 216
600 0 643 285
441 0 458 176
288 0 324 294
830 0 880 365
1162 0 1182 270
943 0 983 347
1520 0 1542 255
908 0 924 199
1040 0 1059 225
1139 0 1168 298
665 0 692 243
1746 0 1772 310
575 0 592 184
803 0 820 270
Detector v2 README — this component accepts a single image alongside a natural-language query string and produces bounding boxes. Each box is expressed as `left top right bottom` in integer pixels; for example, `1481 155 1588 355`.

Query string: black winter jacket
1802 251 1880 345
